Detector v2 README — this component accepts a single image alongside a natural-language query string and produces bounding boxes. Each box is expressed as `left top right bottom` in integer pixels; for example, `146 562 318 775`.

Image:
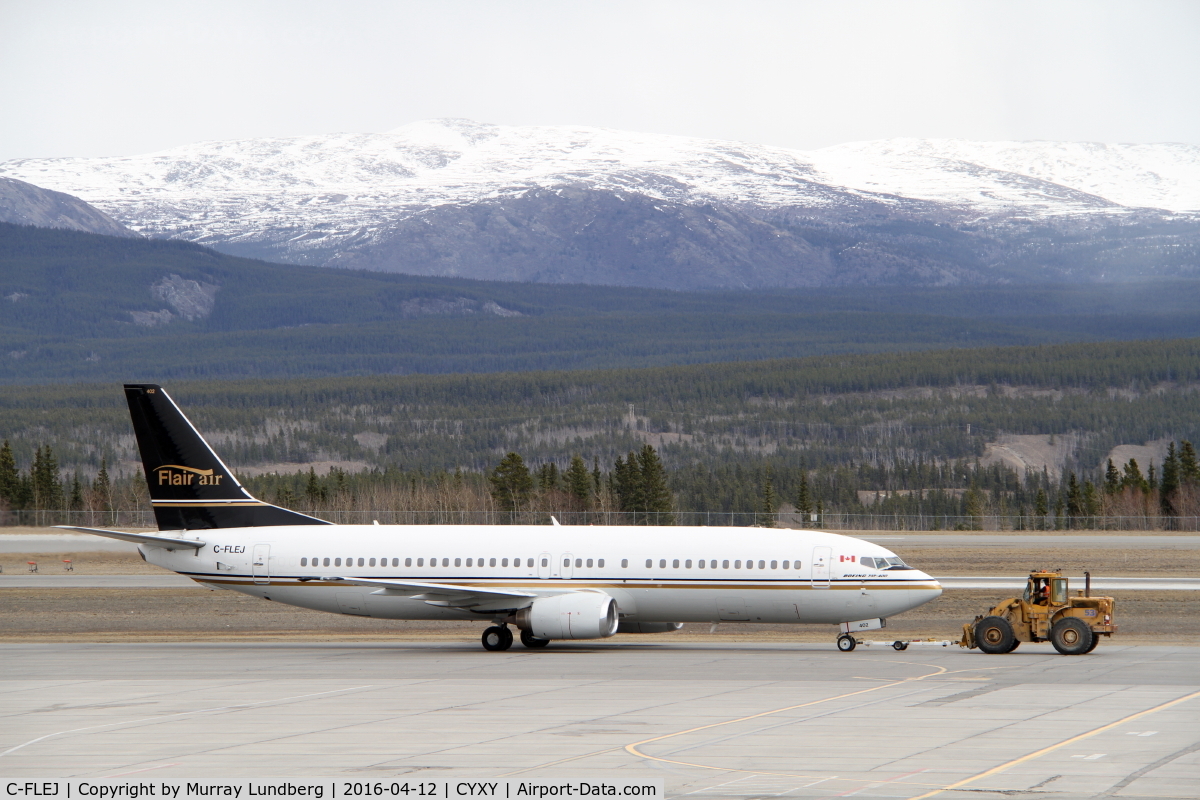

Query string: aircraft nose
914 571 943 600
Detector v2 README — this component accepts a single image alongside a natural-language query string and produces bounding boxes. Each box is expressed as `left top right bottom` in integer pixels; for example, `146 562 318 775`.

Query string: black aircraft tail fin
124 384 331 530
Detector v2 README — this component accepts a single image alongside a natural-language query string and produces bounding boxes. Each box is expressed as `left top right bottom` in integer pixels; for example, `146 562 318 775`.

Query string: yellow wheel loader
960 570 1116 655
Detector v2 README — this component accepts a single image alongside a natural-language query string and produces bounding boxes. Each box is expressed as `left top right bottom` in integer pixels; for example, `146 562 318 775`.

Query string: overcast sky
1 0 1197 161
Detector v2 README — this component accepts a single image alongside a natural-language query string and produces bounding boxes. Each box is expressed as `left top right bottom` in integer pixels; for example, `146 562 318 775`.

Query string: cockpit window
879 556 913 570
861 557 877 569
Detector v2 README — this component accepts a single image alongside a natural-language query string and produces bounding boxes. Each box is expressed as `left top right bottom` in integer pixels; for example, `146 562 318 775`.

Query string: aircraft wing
321 576 541 610
55 526 206 550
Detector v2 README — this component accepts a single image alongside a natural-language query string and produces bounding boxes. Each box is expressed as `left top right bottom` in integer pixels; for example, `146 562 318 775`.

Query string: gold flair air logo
156 464 224 486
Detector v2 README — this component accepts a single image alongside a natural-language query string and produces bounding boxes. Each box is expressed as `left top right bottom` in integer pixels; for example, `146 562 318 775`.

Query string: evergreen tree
489 452 532 514
1065 472 1083 527
759 467 778 528
794 471 813 527
1122 459 1149 493
1034 488 1049 530
611 452 642 515
69 472 84 511
1180 440 1200 485
565 455 591 505
536 463 560 493
1103 459 1121 495
1160 442 1180 517
1082 480 1100 525
592 456 603 495
31 446 64 510
304 467 326 505
0 440 19 508
636 444 673 525
963 485 984 530
93 457 111 512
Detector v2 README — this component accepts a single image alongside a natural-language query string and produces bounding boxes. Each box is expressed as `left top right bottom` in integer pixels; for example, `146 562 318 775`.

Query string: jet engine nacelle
516 592 619 640
617 622 683 634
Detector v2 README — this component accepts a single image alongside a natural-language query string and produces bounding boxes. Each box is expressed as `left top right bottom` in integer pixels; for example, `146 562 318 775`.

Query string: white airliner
62 384 942 652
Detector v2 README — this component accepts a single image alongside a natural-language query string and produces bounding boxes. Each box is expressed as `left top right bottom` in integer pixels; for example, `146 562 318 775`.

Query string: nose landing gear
836 633 857 652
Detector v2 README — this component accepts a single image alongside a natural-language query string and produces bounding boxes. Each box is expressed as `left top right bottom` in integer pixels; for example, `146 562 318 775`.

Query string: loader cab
1024 570 1067 606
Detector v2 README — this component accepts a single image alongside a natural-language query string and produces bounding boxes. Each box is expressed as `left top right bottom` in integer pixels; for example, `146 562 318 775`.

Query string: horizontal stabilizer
321 576 538 609
55 526 206 550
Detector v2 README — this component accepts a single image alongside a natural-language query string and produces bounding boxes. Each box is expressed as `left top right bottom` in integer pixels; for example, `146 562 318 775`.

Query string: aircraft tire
836 634 857 652
1050 617 1093 655
975 616 1015 654
520 629 550 649
482 625 513 651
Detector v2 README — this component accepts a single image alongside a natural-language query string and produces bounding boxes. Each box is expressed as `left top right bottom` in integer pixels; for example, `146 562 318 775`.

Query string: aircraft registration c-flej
60 384 943 651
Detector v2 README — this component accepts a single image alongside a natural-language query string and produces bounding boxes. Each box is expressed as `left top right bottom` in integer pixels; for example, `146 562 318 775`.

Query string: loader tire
1006 639 1021 653
975 616 1015 654
1051 617 1093 655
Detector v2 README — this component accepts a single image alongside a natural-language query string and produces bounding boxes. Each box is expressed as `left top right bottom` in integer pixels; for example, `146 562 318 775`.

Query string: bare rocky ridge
0 176 136 237
130 273 219 326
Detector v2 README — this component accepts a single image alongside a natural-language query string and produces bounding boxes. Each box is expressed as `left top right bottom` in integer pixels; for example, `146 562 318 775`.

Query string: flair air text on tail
61 384 942 651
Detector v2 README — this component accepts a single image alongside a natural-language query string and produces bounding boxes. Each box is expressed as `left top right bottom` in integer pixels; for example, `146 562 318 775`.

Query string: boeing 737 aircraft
62 384 942 651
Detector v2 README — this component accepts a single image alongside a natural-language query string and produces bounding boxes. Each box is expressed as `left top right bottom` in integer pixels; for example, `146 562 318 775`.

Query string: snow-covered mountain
2 120 1198 288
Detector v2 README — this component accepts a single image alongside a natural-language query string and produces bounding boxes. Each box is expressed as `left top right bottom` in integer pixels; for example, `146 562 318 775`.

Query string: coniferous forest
4 337 1200 529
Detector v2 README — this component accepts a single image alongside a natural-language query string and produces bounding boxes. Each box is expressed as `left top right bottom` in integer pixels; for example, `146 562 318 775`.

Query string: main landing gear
520 628 550 649
481 625 513 651
481 625 552 651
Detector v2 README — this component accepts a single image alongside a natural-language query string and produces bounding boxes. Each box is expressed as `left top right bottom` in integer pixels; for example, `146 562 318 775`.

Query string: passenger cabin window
770 560 777 569
672 559 680 568
659 559 666 568
454 558 461 567
442 558 449 567
622 559 628 568
490 558 497 567
393 558 399 567
405 558 412 567
734 560 741 569
723 560 730 568
685 559 692 568
586 558 593 568
782 560 789 569
369 558 376 567
541 557 549 567
698 560 705 569
575 558 582 568
323 558 330 567
598 559 605 568
301 558 308 566
746 560 753 569
645 559 652 568
335 558 342 566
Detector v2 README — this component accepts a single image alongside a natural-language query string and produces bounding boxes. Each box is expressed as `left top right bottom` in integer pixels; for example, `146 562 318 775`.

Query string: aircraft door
537 552 552 579
811 546 831 588
560 553 575 580
252 543 270 585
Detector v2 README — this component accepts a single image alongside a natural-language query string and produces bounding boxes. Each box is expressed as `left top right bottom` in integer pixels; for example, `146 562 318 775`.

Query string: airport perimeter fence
4 508 1200 531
